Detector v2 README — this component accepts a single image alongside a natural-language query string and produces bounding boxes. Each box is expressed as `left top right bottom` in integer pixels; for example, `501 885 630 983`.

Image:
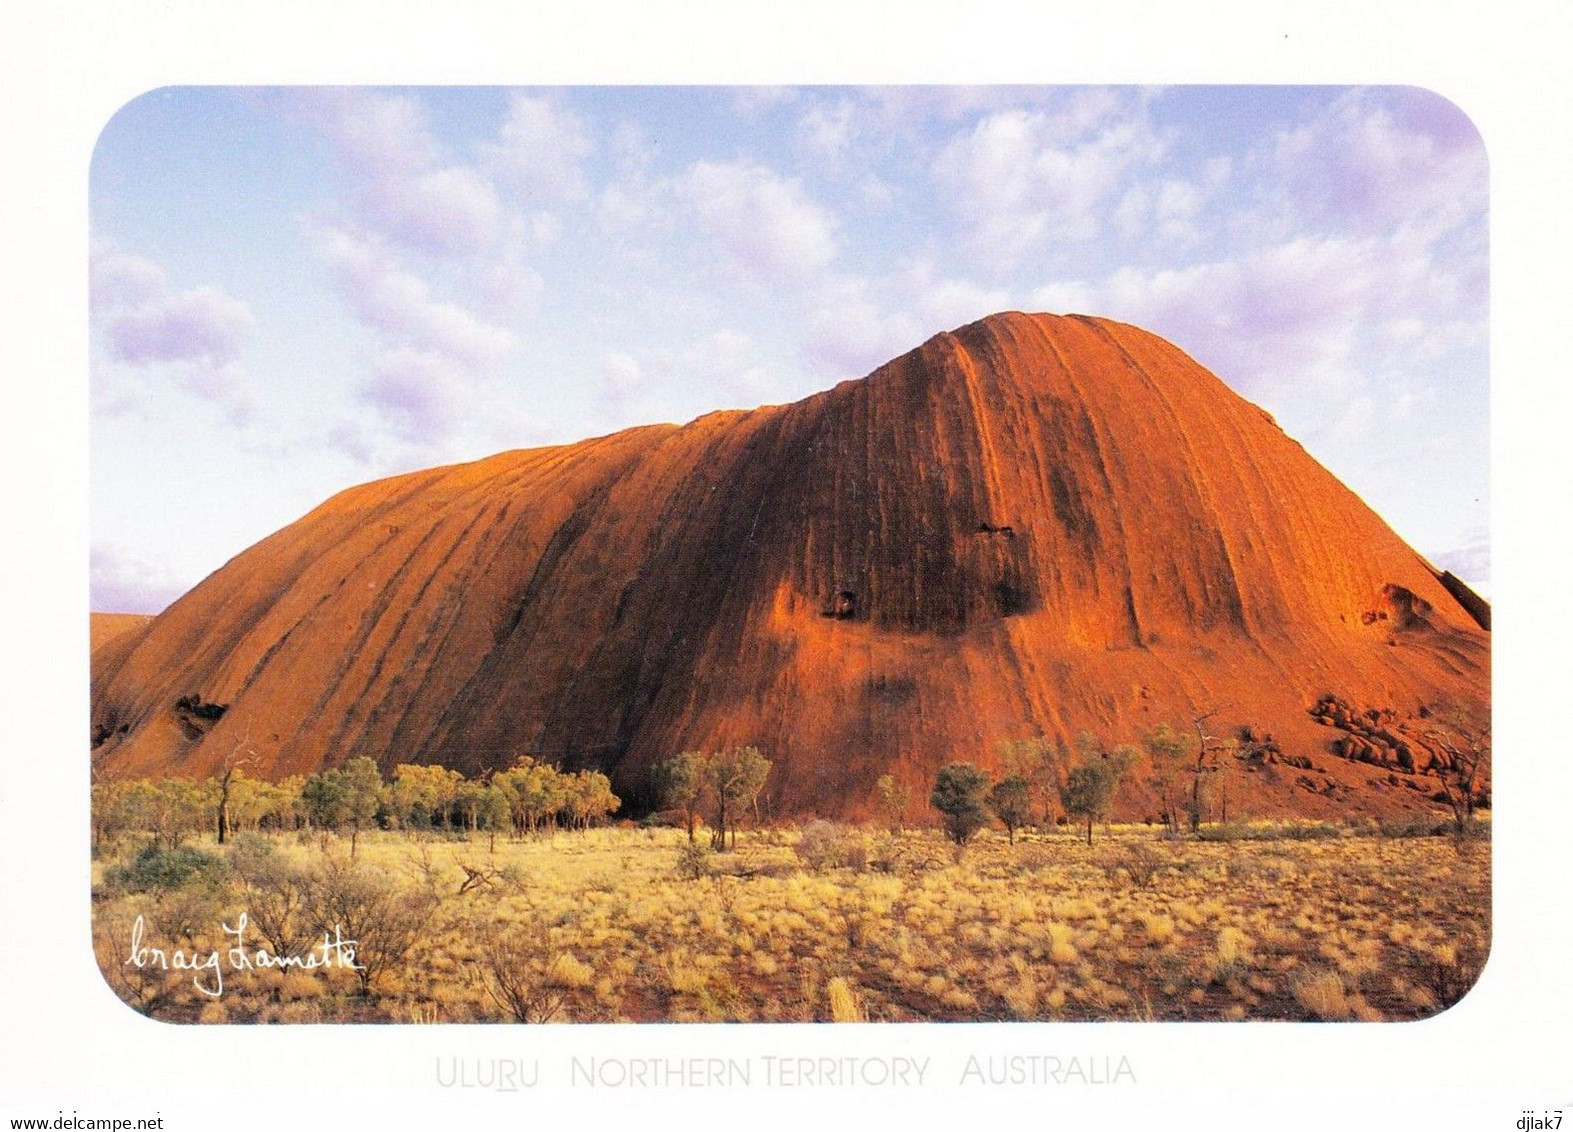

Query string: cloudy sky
89 85 1488 613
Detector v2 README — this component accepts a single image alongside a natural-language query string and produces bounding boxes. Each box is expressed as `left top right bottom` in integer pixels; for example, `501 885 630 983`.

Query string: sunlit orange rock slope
91 313 1488 820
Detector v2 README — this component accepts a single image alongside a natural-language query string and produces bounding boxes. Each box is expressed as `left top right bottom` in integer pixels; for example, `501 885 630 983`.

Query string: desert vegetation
90 743 1489 1024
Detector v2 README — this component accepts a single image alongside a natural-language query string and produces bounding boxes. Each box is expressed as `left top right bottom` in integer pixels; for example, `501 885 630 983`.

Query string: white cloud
802 275 925 379
592 328 787 428
89 245 166 310
90 244 258 421
866 86 1114 132
101 284 255 369
296 88 513 260
312 224 515 369
90 543 189 614
677 160 838 283
1084 236 1403 397
92 245 255 369
859 176 895 207
529 212 564 247
1153 179 1204 244
683 329 779 403
1113 186 1149 241
1025 217 1484 470
800 259 1017 382
291 88 436 177
932 99 1165 270
359 346 466 442
324 419 379 467
486 94 595 200
597 183 649 234
891 258 1014 331
600 350 643 393
730 86 802 117
308 221 522 458
1027 279 1100 315
290 90 568 463
363 163 502 257
797 98 856 162
1321 393 1379 446
1430 527 1490 593
1272 88 1486 241
475 258 545 323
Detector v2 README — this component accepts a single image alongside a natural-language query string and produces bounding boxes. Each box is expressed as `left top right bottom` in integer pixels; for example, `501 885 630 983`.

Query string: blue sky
89 85 1488 612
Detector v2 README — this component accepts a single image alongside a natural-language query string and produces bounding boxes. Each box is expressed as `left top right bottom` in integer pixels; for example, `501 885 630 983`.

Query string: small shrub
229 835 315 957
472 922 569 1023
1196 821 1343 842
1376 813 1453 838
1417 938 1486 1007
112 844 227 893
308 852 437 994
867 835 904 873
795 821 867 872
1101 842 1165 888
1014 842 1056 871
675 840 714 881
1273 822 1345 841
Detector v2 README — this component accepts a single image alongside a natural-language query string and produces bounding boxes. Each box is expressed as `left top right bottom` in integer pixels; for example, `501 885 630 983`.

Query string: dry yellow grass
90 821 1489 1023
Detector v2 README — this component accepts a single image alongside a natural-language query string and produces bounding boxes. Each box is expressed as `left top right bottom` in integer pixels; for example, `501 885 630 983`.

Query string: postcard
2 8 1565 1127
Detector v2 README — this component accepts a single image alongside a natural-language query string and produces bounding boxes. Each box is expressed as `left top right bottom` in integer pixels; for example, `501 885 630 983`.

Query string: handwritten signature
124 913 361 998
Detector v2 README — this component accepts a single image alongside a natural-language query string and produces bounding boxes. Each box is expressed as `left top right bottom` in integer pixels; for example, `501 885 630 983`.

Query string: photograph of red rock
88 87 1488 1023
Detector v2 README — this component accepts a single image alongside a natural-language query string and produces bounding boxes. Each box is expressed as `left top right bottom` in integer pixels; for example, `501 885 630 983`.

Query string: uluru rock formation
91 312 1489 821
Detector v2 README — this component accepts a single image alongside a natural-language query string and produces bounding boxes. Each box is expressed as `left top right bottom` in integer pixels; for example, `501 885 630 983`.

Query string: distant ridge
90 612 155 654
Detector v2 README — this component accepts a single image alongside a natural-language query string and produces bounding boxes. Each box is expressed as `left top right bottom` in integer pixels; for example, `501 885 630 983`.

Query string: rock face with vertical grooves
90 312 1489 819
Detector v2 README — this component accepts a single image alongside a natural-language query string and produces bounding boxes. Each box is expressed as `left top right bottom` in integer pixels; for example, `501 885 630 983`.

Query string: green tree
340 756 384 858
996 736 1064 828
492 763 530 837
225 772 273 836
875 773 911 834
129 776 213 848
563 770 620 830
477 784 511 853
659 751 708 843
1060 744 1134 845
988 775 1033 844
1142 723 1193 835
391 763 464 831
301 769 349 831
494 757 567 836
703 746 770 851
452 777 487 834
91 777 141 855
273 775 308 831
930 762 990 845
